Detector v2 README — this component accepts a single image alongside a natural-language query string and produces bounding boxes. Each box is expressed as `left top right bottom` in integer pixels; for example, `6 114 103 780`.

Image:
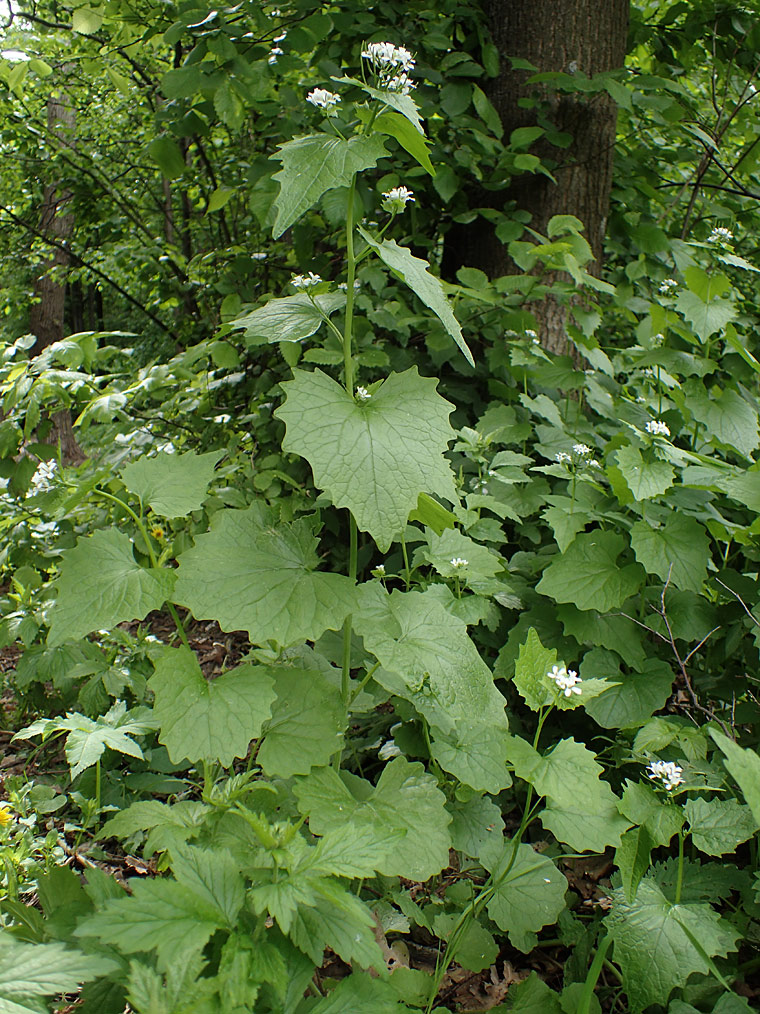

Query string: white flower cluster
646 759 684 791
291 272 322 289
381 186 415 214
450 557 468 568
30 459 57 492
355 386 371 401
372 563 386 577
708 226 733 244
646 419 670 436
658 278 678 294
338 280 361 292
573 443 591 456
306 88 340 111
268 29 287 64
525 328 540 345
362 41 415 93
547 664 582 697
555 451 571 464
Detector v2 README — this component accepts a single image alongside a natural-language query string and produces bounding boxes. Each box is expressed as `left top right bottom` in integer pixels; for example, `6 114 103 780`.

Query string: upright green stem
343 176 357 394
675 830 685 904
577 935 613 1014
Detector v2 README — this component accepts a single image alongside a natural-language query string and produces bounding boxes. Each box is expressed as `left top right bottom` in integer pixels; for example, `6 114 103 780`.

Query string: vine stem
93 487 191 649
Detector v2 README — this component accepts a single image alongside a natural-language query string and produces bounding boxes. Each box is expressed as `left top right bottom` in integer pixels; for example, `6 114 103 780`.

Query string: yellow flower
0 803 13 826
150 526 165 540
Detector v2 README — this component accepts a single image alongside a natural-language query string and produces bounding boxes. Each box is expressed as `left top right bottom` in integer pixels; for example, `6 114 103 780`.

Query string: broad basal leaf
149 646 276 766
294 756 451 882
228 292 346 345
480 840 567 952
606 879 740 1012
581 651 674 730
173 502 356 646
257 664 345 777
536 531 645 612
47 529 175 646
121 449 224 517
271 133 387 238
354 584 510 791
275 368 457 551
358 229 474 366
685 797 758 856
630 515 710 592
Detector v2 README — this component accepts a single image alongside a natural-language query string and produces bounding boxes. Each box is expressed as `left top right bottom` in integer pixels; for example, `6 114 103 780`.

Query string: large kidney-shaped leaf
275 368 457 551
354 584 510 791
271 133 387 238
173 503 356 646
48 529 175 647
121 449 224 518
294 756 451 882
149 646 276 766
358 229 473 366
227 292 346 345
536 531 645 612
606 879 740 1012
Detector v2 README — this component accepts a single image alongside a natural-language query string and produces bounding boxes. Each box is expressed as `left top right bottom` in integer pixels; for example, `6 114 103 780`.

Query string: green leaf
98 799 209 852
581 653 674 730
146 136 186 180
338 76 425 134
606 879 740 1012
274 368 457 552
257 664 345 777
287 880 383 970
72 6 103 33
228 292 346 345
536 531 644 612
173 503 356 646
271 133 387 238
149 646 275 766
294 756 451 881
685 797 758 856
448 794 504 859
615 444 675 500
354 584 510 791
373 110 435 175
0 933 116 1010
501 971 562 1011
709 731 760 825
513 627 556 711
685 383 760 458
616 824 654 903
421 528 503 585
630 516 710 592
358 229 474 366
47 529 175 646
481 840 567 951
676 290 735 341
207 186 234 213
121 449 223 518
170 845 245 925
408 492 457 534
507 737 628 851
309 973 409 1013
432 912 497 972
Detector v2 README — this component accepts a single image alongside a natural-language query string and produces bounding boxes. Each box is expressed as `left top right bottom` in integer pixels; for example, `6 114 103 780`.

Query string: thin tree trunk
444 0 629 355
30 80 85 463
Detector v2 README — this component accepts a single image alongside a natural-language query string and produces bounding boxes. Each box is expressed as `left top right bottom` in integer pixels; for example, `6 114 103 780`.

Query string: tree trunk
30 80 85 464
445 0 629 355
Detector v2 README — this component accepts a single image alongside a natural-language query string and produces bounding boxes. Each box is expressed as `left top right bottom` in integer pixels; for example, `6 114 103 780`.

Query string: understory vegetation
0 1 760 1012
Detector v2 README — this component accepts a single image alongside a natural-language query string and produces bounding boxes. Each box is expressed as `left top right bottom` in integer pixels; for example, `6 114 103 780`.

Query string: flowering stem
577 934 612 1014
400 532 411 590
675 829 685 904
343 175 357 394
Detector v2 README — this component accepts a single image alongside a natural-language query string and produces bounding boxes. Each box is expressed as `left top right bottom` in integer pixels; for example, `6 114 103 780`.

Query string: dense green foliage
0 1 760 1012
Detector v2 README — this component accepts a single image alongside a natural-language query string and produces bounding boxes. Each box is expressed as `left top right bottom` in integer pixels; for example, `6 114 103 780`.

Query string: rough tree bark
445 0 629 355
30 77 85 463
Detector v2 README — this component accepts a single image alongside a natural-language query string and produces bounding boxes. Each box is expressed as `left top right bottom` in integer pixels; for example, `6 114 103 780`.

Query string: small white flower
646 759 684 791
588 459 600 468
355 386 371 402
708 226 733 244
646 419 671 437
337 280 361 292
273 30 287 42
555 451 572 464
547 664 582 697
362 41 416 92
251 252 267 261
525 329 538 340
658 279 678 294
268 48 283 64
372 563 386 577
651 333 665 347
573 443 591 456
291 271 322 289
306 87 340 110
382 186 415 213
450 557 468 569
30 459 58 492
